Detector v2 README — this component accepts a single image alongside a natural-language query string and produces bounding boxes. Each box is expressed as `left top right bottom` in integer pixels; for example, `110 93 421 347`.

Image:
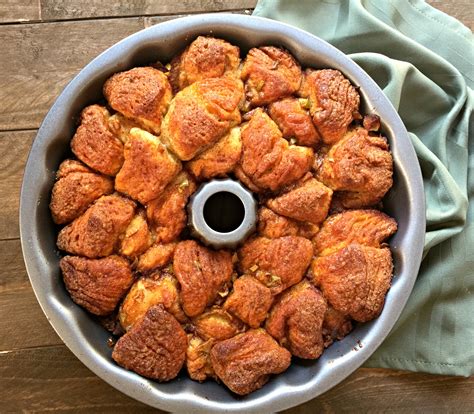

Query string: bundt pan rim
19 13 425 413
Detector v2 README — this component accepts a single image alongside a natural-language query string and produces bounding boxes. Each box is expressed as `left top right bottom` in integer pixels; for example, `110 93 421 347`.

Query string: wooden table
1 1 472 412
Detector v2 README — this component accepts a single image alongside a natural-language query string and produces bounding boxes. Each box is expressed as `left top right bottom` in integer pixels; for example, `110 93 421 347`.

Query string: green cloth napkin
253 0 473 376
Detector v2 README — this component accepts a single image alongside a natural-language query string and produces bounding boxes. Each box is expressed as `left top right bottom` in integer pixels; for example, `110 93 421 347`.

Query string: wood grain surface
0 1 472 413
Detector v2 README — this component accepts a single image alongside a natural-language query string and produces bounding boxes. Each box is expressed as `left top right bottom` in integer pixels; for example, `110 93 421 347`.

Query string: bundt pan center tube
188 179 257 249
19 14 425 413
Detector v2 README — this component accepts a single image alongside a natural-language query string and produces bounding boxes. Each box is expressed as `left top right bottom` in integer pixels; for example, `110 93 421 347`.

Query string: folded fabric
253 0 473 376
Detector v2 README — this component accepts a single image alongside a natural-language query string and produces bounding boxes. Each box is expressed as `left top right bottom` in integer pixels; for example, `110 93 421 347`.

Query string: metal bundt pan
20 14 425 413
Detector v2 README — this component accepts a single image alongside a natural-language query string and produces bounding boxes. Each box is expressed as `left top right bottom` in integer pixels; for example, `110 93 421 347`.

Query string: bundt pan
20 14 425 413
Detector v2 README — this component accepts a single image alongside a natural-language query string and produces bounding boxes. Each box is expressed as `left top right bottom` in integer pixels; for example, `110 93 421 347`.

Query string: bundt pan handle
19 13 425 413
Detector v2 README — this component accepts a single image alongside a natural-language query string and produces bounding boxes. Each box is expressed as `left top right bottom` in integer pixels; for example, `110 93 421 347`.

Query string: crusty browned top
57 194 135 258
60 255 133 316
173 240 233 317
241 46 302 106
266 280 327 359
238 236 313 295
210 328 291 395
50 159 113 224
299 69 360 145
240 109 314 192
170 36 240 92
103 66 172 135
112 305 187 381
161 77 243 161
71 105 124 176
316 127 393 208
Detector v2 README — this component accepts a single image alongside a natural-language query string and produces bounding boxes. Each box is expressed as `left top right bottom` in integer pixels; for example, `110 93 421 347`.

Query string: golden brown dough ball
118 209 152 258
268 97 321 148
240 108 313 192
186 127 242 181
223 275 273 328
60 255 133 316
112 305 187 381
299 69 360 145
170 36 240 92
241 46 302 106
266 176 333 225
257 207 319 239
238 236 313 295
186 308 243 382
119 271 186 331
103 66 172 135
186 335 216 381
266 281 327 359
71 105 124 176
136 242 177 273
146 171 197 243
311 244 393 322
173 240 233 317
57 194 135 258
313 209 397 257
192 308 243 341
316 127 393 208
115 128 181 204
322 306 353 348
50 159 114 225
210 328 291 395
161 77 243 161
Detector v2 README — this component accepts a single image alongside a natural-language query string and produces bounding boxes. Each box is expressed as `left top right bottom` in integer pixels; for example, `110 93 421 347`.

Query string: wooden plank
0 238 63 350
0 345 163 413
0 18 145 131
1 345 473 413
427 0 473 31
40 0 257 21
0 0 40 23
0 131 35 240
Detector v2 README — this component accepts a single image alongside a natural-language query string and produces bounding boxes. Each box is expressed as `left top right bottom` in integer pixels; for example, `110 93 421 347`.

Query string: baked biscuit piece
316 127 393 208
50 159 113 224
313 209 397 257
57 194 135 258
241 46 302 106
299 69 360 145
60 255 133 315
136 242 177 272
311 244 393 322
173 240 233 317
146 171 197 243
161 77 243 161
322 306 353 348
240 109 313 192
186 308 243 382
186 335 216 381
268 97 321 147
170 36 240 92
211 329 291 395
223 275 273 328
266 177 332 225
238 236 313 295
115 128 181 204
119 209 153 258
186 127 242 180
71 105 124 176
119 270 186 331
257 207 319 239
103 66 172 135
266 281 327 359
192 308 243 341
112 305 187 381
